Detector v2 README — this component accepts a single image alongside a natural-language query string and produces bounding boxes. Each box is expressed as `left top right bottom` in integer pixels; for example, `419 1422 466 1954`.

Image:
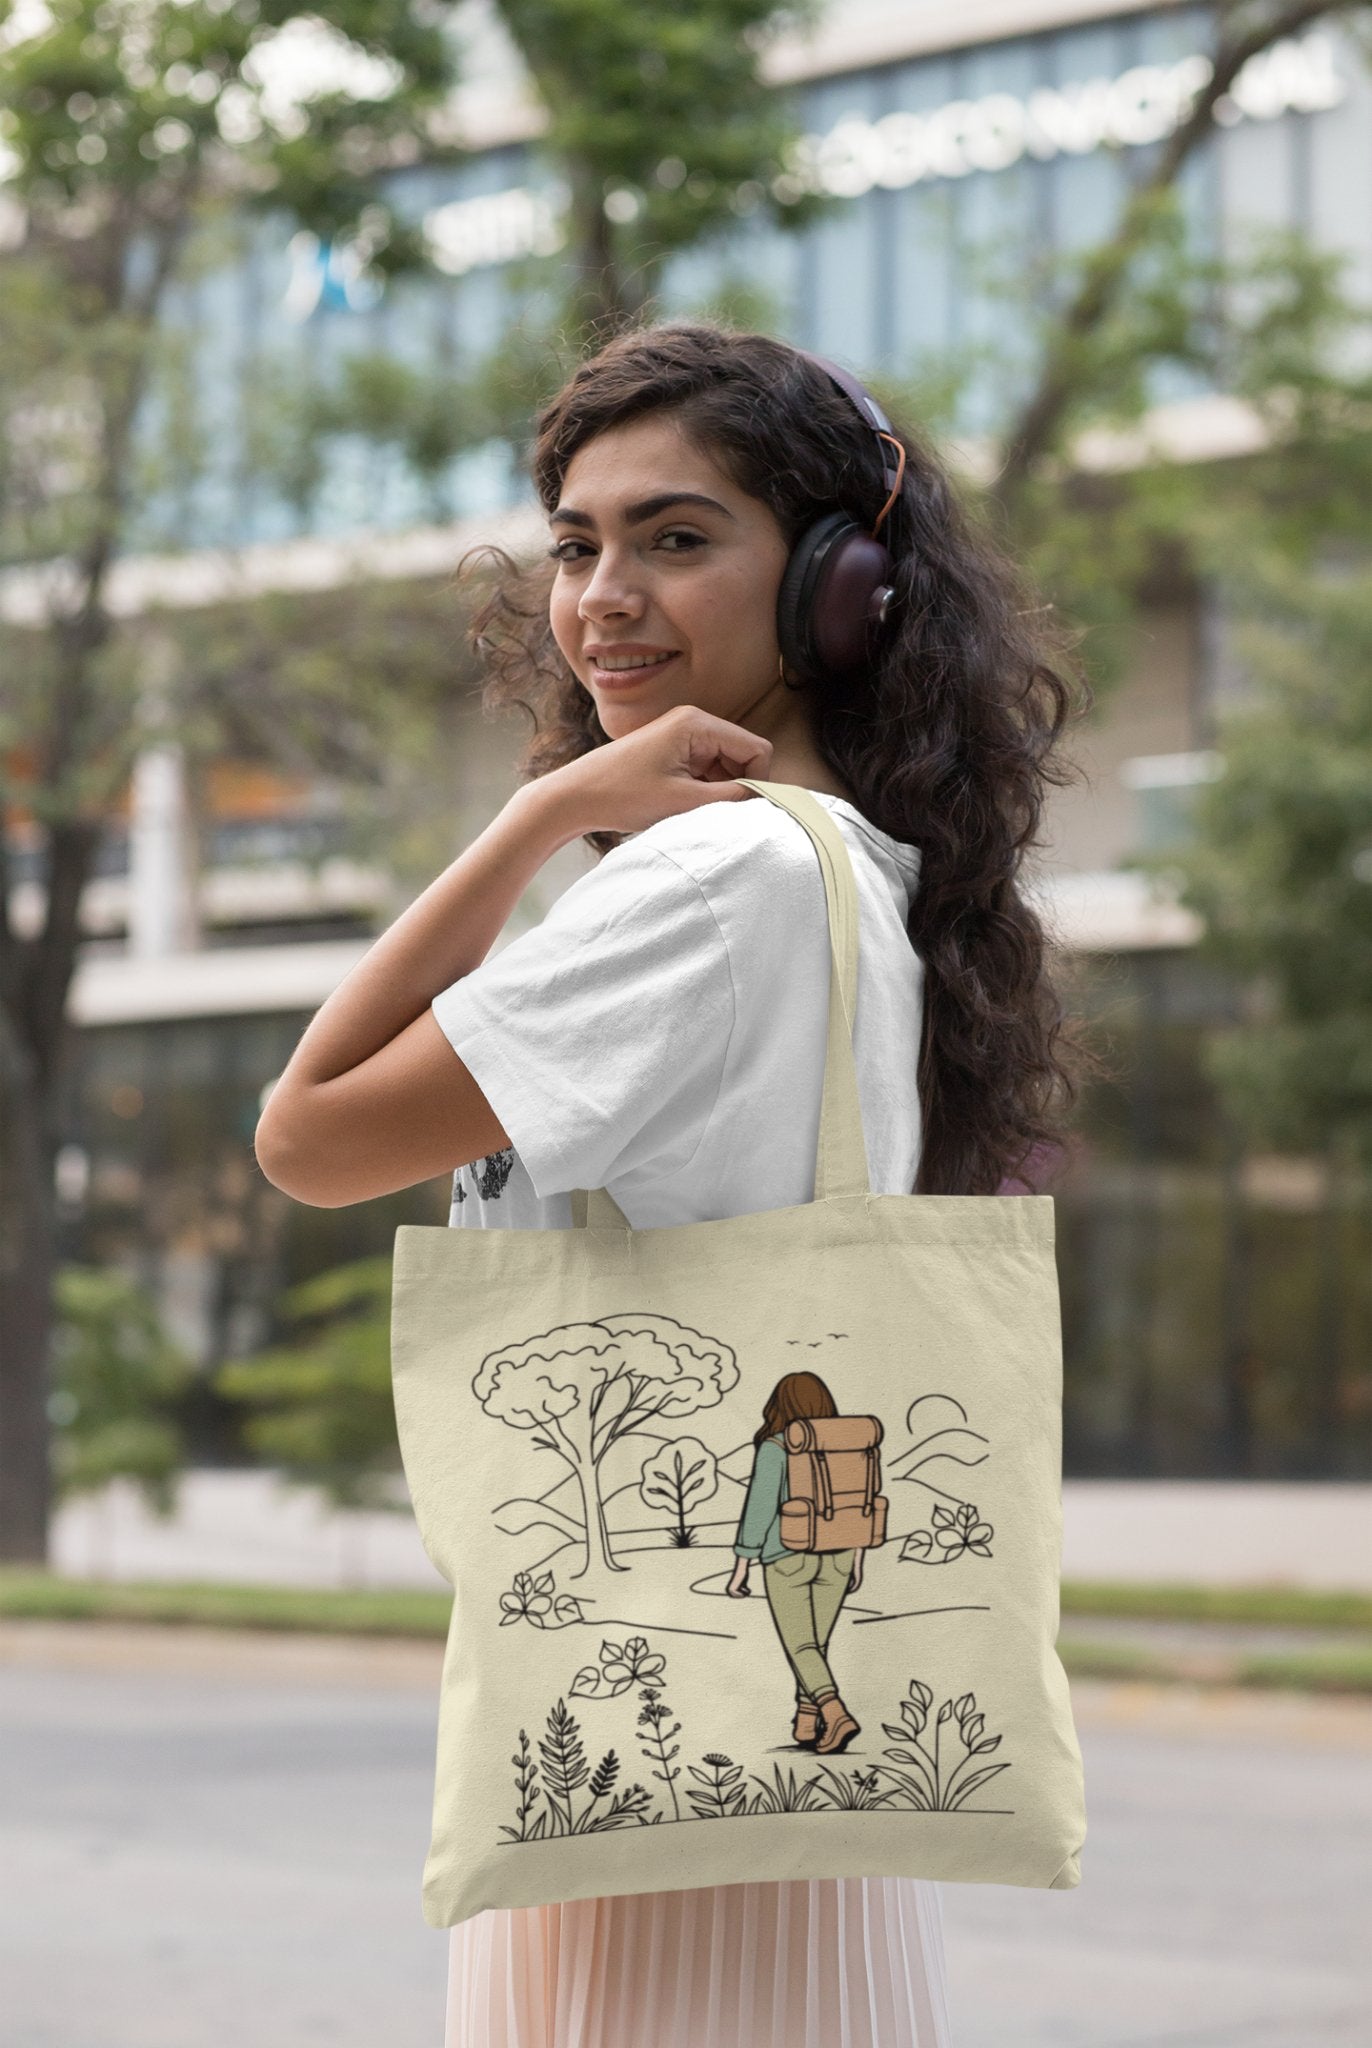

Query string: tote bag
390 779 1086 1929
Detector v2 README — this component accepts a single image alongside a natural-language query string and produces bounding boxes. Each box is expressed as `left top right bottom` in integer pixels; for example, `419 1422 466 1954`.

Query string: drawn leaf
945 1762 1011 1808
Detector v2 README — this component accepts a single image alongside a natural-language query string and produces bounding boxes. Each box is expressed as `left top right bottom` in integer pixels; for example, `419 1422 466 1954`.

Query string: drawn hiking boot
814 1692 861 1755
792 1701 820 1746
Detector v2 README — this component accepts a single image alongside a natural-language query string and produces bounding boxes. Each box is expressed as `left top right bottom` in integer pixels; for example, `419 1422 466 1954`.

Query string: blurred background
1 2 1370 2044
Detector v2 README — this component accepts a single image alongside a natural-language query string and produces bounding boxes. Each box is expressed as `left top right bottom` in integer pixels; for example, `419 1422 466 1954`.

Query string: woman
256 321 1089 2045
729 1370 865 1757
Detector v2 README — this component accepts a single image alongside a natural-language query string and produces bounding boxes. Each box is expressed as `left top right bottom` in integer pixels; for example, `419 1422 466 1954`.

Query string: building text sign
294 30 1347 301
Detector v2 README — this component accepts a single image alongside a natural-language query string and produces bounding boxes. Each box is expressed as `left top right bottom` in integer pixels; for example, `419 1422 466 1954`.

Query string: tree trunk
0 817 103 1563
1215 1124 1255 1476
0 1030 58 1562
566 169 650 340
1311 1141 1347 1475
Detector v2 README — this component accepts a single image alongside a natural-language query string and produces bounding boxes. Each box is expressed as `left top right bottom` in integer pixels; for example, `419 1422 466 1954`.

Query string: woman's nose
578 549 646 622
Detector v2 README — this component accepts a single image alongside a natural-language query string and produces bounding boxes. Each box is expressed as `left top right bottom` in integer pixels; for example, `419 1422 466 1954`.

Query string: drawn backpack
780 1413 888 1552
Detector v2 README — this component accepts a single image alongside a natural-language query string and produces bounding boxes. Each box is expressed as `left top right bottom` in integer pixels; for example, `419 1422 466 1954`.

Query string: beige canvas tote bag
390 780 1087 1928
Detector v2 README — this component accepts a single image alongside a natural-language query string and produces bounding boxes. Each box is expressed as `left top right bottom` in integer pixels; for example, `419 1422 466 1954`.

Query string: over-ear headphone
775 352 907 685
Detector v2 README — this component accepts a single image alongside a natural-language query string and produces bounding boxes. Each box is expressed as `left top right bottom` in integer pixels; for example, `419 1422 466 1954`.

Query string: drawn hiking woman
728 1370 863 1756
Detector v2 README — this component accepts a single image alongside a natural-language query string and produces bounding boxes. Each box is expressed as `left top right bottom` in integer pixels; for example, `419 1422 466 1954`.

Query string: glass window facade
122 8 1368 552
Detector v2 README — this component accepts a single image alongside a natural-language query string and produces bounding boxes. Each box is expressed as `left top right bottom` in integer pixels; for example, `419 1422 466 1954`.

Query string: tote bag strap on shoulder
571 781 872 1233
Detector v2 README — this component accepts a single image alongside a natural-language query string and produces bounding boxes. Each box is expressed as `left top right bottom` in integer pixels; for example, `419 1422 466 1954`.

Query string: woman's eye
548 538 594 563
658 529 707 552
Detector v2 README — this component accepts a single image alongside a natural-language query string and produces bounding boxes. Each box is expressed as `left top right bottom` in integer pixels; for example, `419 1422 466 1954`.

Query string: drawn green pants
763 1546 856 1704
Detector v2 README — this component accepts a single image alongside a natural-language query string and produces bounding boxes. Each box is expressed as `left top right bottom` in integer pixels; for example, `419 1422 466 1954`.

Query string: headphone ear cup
777 512 854 682
777 512 894 682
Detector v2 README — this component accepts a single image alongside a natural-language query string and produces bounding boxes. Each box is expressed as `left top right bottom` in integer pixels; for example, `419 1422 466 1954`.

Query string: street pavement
2 1623 1369 2048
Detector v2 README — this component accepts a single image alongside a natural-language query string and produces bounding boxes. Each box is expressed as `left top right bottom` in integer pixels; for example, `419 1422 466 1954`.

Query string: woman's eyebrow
549 491 736 528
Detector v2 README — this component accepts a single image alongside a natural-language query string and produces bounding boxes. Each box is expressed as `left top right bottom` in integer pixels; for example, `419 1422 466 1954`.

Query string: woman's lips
588 651 680 690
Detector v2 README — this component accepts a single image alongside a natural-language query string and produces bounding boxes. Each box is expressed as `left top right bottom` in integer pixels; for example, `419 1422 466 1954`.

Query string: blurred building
8 0 1370 1473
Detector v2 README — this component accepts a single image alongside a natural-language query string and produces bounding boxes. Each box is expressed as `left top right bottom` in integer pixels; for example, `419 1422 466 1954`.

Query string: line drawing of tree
639 1434 720 1547
473 1314 739 1577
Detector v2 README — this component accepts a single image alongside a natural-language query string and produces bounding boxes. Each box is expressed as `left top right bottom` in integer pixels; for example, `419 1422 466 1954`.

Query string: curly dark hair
465 320 1095 1196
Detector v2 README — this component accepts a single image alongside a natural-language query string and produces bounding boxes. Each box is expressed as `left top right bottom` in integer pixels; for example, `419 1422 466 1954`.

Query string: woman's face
547 413 793 739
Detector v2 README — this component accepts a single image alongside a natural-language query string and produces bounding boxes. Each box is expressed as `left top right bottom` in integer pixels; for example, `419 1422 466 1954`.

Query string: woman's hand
849 1550 864 1592
538 703 774 841
726 1557 752 1597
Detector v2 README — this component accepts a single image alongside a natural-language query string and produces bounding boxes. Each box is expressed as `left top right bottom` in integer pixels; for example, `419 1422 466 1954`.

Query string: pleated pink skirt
445 1876 954 2047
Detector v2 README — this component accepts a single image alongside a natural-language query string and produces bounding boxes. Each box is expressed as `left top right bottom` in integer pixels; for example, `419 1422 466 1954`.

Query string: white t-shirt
430 790 924 1230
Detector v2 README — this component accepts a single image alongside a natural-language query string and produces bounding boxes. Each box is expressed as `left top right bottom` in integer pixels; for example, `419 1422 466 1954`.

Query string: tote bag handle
571 781 872 1232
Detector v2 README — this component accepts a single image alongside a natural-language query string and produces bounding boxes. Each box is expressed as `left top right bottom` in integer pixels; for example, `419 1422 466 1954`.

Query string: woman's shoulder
618 790 833 898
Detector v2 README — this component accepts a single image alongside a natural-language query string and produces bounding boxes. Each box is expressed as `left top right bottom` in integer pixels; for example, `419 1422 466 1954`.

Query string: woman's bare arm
254 703 772 1210
254 780 580 1208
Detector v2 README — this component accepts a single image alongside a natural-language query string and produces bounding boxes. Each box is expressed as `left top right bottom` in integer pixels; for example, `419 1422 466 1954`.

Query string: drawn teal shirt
734 1432 790 1564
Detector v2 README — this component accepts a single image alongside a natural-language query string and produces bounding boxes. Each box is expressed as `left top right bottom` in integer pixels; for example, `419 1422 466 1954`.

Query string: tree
1146 563 1372 1469
493 0 827 332
993 0 1371 508
0 0 461 1562
475 1314 739 1577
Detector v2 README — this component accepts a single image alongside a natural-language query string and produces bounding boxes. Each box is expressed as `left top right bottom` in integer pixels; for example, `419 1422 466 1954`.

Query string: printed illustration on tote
471 1316 1016 1843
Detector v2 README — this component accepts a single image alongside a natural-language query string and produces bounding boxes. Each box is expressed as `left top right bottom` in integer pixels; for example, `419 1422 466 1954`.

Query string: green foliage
212 1254 404 1511
0 0 455 255
1146 561 1372 1161
495 0 828 324
874 200 1372 700
49 1263 195 1513
0 0 469 834
868 178 1372 1178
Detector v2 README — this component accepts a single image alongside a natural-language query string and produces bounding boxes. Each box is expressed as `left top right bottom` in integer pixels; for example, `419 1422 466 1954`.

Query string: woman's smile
585 643 682 690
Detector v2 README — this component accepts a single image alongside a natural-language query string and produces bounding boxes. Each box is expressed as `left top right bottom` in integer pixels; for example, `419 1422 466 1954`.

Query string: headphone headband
796 348 905 536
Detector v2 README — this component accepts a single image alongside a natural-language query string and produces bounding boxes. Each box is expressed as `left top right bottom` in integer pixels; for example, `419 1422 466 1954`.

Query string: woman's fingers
546 703 774 837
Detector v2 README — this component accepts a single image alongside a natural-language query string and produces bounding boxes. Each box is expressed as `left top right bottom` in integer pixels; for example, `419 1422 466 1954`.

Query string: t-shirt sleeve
430 841 735 1198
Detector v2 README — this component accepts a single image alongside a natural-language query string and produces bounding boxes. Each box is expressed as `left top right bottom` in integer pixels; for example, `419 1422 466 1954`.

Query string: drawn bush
878 1681 1009 1811
686 1752 749 1819
499 1567 587 1629
570 1634 667 1699
639 1435 720 1546
500 1699 655 1840
900 1501 994 1565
